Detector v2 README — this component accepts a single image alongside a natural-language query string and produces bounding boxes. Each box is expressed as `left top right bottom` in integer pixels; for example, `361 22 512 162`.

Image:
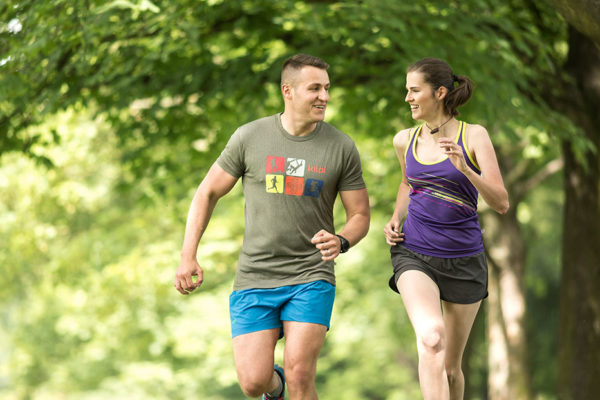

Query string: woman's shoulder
463 122 489 139
463 122 492 146
393 126 417 149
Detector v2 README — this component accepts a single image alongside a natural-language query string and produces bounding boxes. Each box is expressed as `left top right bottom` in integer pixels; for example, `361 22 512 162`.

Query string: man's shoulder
238 114 278 132
320 121 355 144
227 115 277 145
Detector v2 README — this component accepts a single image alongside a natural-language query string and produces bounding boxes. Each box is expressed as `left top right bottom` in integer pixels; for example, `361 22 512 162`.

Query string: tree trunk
483 209 532 400
546 0 600 45
557 27 600 400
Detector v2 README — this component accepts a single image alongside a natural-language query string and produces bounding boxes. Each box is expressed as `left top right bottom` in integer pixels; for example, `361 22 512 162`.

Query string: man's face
285 66 330 123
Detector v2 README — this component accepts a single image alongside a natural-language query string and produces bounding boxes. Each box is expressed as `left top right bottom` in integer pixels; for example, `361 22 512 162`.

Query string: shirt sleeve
216 128 245 178
338 141 366 191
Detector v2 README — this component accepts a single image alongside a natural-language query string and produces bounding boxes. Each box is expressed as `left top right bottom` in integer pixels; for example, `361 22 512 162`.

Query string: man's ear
281 83 293 99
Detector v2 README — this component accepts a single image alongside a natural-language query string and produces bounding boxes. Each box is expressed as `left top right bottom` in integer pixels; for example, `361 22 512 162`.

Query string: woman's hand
439 137 468 174
384 218 405 246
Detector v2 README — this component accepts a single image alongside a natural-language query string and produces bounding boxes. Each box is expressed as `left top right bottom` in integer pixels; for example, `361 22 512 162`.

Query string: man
174 54 370 400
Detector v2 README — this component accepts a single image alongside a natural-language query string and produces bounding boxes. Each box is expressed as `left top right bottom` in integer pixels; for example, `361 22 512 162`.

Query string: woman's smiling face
405 71 441 121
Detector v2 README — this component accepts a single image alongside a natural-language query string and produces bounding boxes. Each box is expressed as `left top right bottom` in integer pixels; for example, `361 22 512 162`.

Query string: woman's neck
424 115 454 135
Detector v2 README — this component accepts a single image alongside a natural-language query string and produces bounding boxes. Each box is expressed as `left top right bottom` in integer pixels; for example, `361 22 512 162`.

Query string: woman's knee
417 323 446 354
446 366 464 386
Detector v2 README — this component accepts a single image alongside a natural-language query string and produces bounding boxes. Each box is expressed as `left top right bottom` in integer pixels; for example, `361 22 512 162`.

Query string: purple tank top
401 122 484 257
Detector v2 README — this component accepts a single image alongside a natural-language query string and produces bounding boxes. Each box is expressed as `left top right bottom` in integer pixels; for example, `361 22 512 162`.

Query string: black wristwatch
336 234 350 253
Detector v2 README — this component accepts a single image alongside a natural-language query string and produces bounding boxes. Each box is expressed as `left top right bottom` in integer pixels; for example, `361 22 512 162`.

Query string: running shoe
262 364 285 400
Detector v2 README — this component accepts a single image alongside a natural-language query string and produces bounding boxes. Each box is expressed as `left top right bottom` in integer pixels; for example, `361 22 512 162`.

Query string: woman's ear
436 85 448 101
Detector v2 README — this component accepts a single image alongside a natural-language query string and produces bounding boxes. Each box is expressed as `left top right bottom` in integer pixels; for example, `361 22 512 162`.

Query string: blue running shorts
229 280 336 338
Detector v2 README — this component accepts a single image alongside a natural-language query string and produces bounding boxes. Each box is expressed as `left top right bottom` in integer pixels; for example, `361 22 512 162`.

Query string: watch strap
336 234 350 253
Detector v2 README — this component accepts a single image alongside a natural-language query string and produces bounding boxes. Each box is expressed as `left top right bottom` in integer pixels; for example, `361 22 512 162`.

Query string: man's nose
319 89 329 101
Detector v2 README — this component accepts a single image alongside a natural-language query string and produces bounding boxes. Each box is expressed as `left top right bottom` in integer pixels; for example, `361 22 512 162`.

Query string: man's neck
281 112 317 137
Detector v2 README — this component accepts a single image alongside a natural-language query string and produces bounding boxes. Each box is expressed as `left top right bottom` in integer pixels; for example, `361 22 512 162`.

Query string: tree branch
514 157 564 202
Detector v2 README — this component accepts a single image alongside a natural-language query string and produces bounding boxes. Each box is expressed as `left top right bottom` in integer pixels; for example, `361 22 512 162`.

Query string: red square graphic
285 176 304 196
266 156 285 173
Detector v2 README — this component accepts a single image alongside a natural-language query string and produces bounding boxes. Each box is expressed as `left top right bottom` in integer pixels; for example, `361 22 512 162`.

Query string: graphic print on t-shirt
266 174 284 193
285 176 304 196
286 158 305 176
304 179 324 198
266 156 324 198
266 156 285 173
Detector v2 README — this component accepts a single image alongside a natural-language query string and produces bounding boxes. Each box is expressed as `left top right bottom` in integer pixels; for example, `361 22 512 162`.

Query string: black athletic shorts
389 244 488 304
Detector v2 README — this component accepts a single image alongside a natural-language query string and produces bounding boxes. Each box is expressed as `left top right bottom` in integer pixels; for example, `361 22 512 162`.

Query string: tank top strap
404 125 423 161
457 121 481 172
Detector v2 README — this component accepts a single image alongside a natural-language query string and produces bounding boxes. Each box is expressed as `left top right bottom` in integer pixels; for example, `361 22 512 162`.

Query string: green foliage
0 111 244 398
2 0 585 177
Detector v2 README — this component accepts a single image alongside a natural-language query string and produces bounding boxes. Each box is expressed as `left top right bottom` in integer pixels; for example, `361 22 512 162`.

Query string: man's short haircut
281 54 329 86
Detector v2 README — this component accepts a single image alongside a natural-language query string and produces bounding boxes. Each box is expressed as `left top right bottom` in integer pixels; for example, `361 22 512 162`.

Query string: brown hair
407 58 473 116
281 54 329 86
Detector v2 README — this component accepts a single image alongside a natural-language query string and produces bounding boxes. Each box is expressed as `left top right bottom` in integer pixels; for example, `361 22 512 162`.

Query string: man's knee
237 371 271 397
285 362 315 391
239 381 263 397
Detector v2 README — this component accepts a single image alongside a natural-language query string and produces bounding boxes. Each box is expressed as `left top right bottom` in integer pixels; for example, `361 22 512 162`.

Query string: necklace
426 117 453 134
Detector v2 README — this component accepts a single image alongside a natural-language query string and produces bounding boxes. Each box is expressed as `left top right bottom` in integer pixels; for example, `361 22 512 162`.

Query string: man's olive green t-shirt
217 113 366 290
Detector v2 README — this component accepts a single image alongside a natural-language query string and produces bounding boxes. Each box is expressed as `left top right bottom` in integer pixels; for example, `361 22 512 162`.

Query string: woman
384 58 509 400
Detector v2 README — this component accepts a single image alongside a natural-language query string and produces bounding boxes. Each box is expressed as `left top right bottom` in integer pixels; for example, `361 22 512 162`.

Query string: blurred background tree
1 0 597 399
545 1 600 398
